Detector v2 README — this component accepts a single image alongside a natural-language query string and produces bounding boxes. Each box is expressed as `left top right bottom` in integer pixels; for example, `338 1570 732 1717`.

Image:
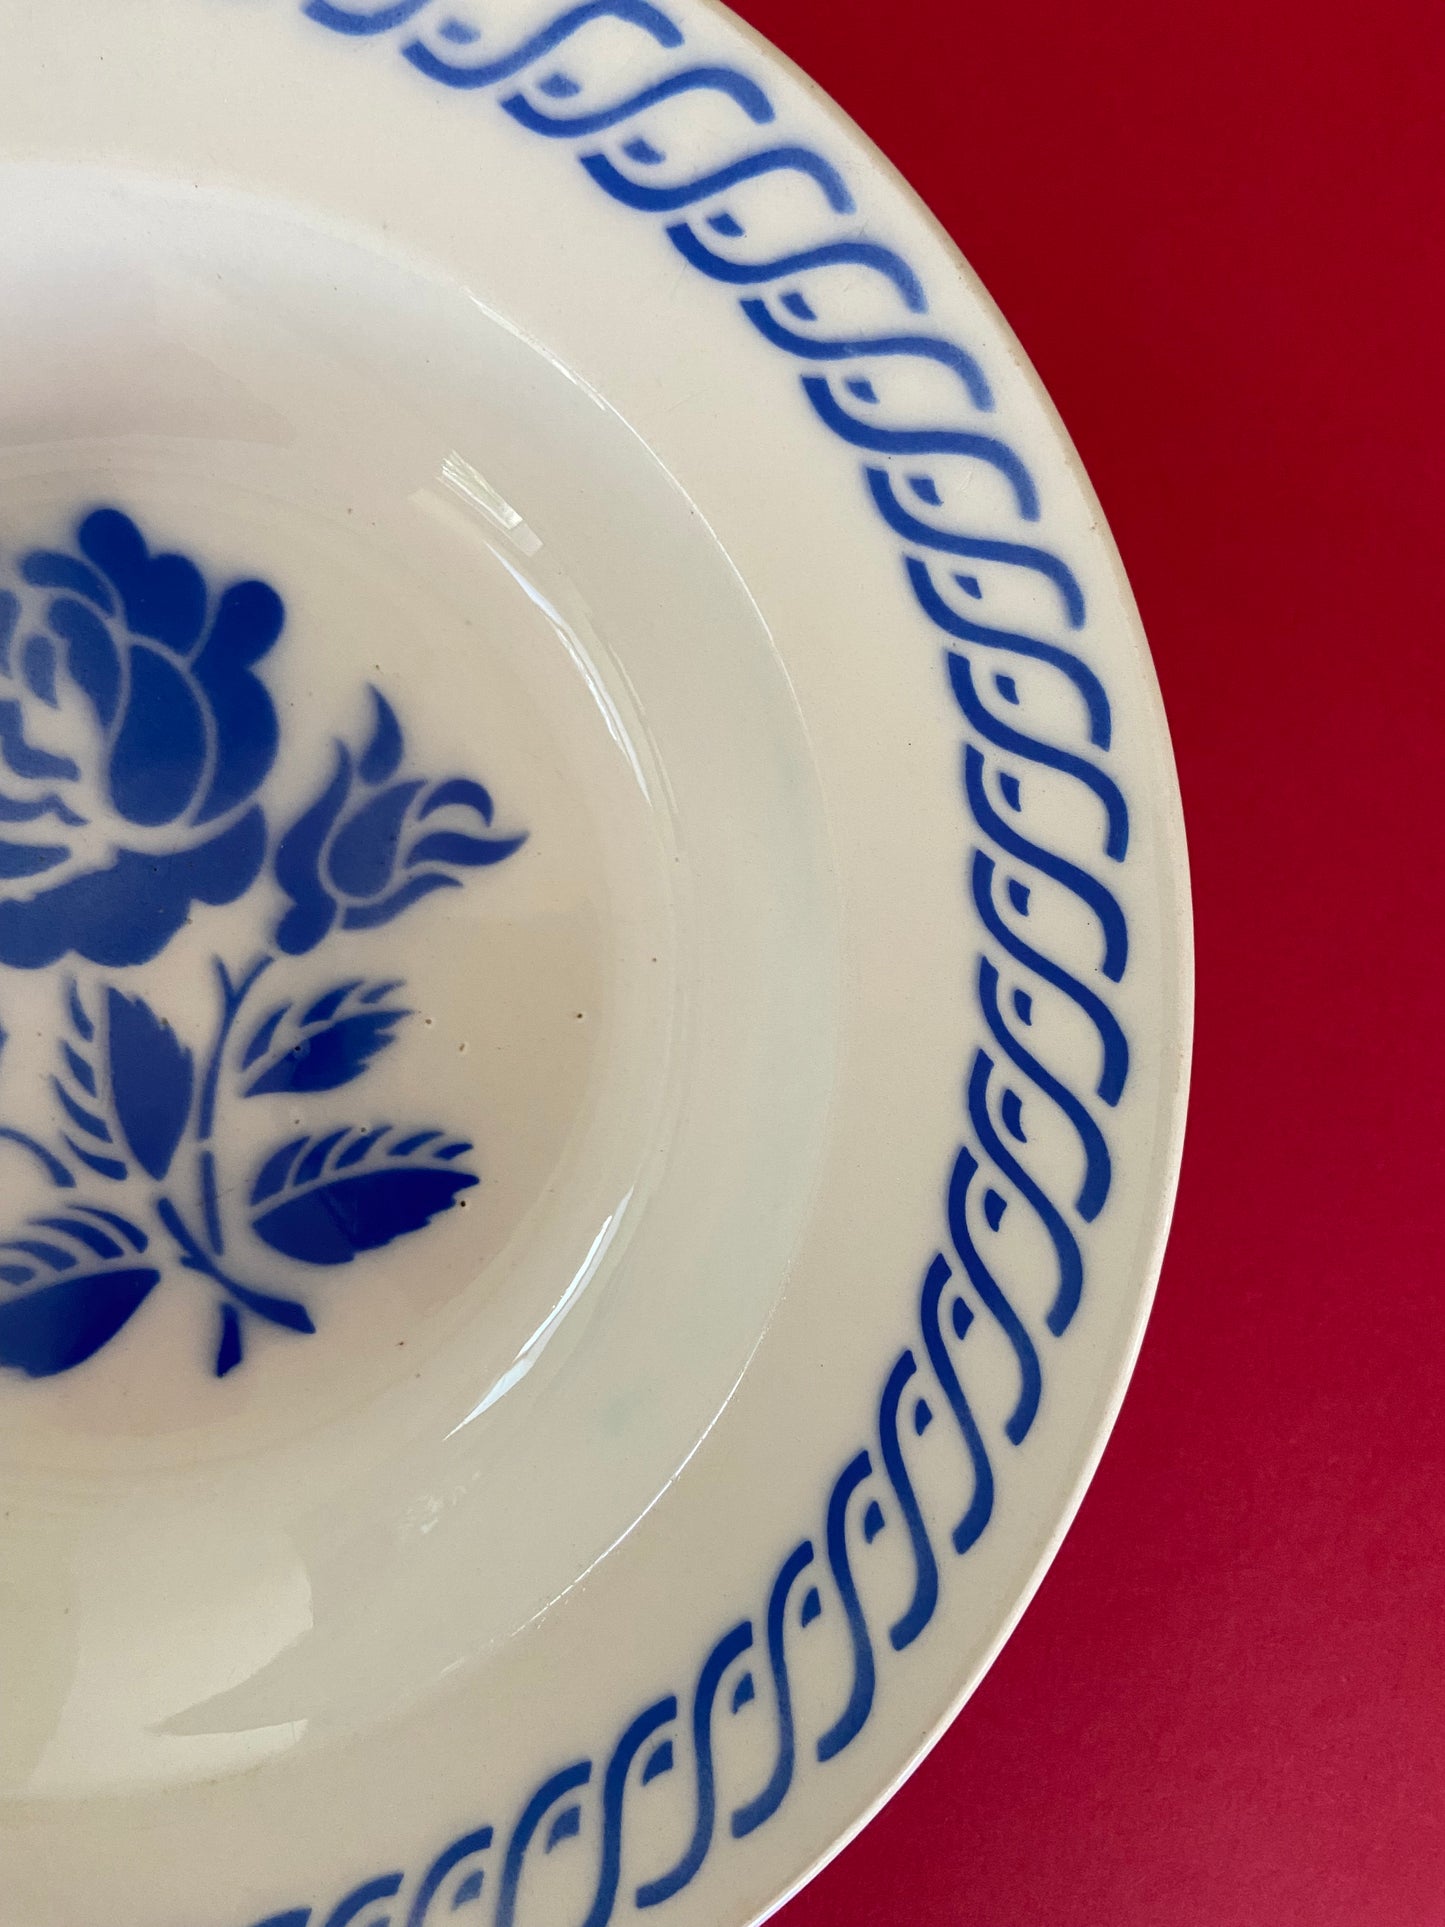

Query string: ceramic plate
0 4 1190 1923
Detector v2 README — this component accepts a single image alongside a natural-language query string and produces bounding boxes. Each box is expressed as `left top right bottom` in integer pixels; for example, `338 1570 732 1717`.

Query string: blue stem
198 954 272 1142
154 1194 314 1336
193 952 272 1257
200 1149 224 1255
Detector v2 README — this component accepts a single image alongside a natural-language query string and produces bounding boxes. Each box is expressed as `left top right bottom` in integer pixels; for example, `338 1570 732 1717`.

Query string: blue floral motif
0 506 528 1380
0 509 282 969
273 688 526 955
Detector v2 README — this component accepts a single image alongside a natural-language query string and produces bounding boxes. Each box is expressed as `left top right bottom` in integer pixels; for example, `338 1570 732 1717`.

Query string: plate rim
686 15 1195 1917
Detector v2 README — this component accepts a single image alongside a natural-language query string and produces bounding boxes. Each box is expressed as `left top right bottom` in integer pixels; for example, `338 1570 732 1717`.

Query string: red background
727 1 1445 1922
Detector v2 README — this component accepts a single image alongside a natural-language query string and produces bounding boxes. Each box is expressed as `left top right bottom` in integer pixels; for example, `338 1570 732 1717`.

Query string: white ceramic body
0 5 1189 1924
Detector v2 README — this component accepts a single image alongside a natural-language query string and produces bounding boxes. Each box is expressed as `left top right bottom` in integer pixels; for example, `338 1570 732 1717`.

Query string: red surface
727 1 1445 1923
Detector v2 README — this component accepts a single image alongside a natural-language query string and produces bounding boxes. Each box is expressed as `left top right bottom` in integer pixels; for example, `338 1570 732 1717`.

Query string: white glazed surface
0 4 1189 1925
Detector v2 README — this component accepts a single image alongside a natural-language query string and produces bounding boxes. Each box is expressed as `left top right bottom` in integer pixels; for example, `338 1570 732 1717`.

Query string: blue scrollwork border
241 2 1133 1921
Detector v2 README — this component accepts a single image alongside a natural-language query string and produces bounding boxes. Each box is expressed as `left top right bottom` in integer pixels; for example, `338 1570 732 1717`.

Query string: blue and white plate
0 5 1190 1923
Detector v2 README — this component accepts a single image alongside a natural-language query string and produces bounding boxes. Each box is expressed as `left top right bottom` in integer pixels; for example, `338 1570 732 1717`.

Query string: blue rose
273 688 526 956
0 508 282 968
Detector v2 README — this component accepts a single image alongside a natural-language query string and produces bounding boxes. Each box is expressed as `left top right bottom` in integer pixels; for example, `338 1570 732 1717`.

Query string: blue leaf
64 1136 127 1182
215 1302 243 1377
301 981 364 1026
421 776 494 825
67 1204 147 1251
359 687 404 785
0 1267 160 1376
254 1169 474 1264
341 872 459 931
240 1003 290 1071
32 1216 123 1260
51 1078 112 1142
251 1136 308 1204
405 829 527 869
67 982 94 1041
251 1128 477 1266
62 1042 96 1095
0 1238 76 1270
333 1125 391 1169
243 1011 408 1097
106 989 194 1180
295 1128 350 1185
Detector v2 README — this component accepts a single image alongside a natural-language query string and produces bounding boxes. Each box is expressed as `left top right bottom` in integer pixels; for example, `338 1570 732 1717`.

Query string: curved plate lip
0 3 1193 1921
687 5 1196 1915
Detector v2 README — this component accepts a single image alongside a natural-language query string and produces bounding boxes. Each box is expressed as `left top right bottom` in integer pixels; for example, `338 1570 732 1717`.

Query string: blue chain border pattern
242 3 1133 1921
